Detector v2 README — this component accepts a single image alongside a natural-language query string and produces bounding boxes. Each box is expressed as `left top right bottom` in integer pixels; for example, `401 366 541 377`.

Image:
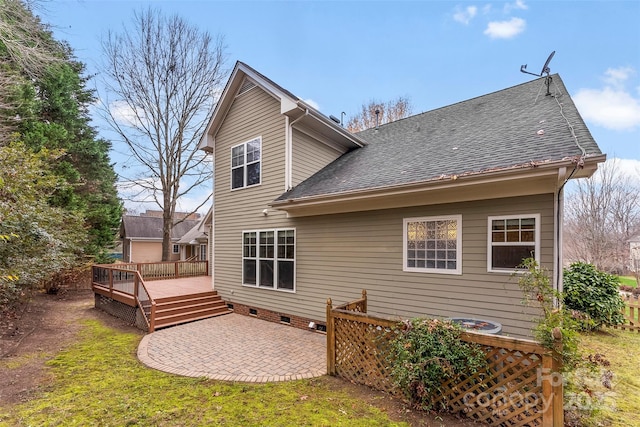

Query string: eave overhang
199 62 366 154
270 154 606 217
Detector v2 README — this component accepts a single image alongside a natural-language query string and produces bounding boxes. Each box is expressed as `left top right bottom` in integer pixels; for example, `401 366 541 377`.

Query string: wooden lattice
327 291 563 427
334 315 396 393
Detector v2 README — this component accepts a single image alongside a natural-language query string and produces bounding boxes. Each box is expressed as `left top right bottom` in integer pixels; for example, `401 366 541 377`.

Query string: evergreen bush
563 262 625 330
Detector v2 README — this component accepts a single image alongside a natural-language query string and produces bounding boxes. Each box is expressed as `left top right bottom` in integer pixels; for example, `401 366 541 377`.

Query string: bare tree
564 159 640 273
102 8 226 260
346 96 412 132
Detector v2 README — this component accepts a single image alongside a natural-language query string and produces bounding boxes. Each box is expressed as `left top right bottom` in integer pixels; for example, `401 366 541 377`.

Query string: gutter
271 154 605 210
294 100 367 148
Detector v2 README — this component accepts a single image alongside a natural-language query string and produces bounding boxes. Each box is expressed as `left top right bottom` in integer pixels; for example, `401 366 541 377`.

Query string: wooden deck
145 276 213 300
92 262 230 332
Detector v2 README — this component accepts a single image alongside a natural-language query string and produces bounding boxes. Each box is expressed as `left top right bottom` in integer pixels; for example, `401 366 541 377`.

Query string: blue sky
40 0 640 212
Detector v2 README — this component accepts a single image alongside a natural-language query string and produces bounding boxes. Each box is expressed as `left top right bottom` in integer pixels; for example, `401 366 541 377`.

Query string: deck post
150 301 156 333
134 273 138 300
552 336 564 427
361 289 367 313
175 262 179 278
326 298 335 376
108 268 113 298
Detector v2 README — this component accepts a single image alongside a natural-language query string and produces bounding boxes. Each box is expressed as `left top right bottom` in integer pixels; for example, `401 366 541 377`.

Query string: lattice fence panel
328 296 559 427
334 317 396 393
441 347 544 426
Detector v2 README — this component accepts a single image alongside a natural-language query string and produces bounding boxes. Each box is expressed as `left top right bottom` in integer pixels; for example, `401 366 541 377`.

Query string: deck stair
151 291 231 329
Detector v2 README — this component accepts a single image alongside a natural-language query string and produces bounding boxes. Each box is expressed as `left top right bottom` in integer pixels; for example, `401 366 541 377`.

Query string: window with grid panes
231 137 261 189
488 214 540 272
403 215 462 274
242 229 295 291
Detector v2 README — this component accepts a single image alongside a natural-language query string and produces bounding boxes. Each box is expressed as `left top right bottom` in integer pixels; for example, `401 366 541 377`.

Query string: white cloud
603 66 635 89
574 67 640 131
453 5 478 25
610 158 640 181
302 98 320 110
504 0 528 13
484 17 526 39
109 100 146 127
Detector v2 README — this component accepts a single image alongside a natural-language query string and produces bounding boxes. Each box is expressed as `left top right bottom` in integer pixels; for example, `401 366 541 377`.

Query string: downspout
286 109 309 191
553 167 567 298
555 165 579 300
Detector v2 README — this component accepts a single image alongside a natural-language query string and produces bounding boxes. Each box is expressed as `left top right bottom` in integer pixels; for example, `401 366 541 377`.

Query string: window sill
241 283 296 293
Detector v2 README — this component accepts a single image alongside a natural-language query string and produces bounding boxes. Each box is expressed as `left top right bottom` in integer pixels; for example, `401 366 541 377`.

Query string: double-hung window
243 229 295 291
487 214 540 272
403 215 462 275
231 136 261 189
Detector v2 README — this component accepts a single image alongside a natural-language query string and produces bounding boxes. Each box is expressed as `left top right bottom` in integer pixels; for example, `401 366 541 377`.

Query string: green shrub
517 258 581 368
387 318 488 412
563 262 625 330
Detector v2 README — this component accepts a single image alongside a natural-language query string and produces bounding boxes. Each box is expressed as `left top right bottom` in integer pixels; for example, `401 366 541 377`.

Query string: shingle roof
275 75 601 202
176 222 208 245
120 216 200 240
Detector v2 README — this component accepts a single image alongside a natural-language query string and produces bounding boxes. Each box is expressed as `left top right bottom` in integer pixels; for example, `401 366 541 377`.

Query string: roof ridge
358 74 562 134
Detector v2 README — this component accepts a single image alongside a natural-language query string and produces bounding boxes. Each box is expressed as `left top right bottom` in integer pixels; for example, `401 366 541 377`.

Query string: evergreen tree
1 1 122 263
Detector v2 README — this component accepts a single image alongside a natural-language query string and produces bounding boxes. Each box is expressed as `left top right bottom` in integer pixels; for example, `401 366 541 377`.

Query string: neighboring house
120 211 201 263
198 62 604 338
177 207 212 264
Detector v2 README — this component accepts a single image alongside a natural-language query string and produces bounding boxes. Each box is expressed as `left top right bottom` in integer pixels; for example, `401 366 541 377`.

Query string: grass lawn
578 329 640 427
0 320 406 427
617 275 637 288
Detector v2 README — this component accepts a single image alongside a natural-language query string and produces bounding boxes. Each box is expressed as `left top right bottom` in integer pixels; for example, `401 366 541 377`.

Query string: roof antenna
520 51 556 96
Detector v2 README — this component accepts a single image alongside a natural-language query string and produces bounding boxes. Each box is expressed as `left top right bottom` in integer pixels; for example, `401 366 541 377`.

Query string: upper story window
403 215 462 275
231 137 261 189
487 214 540 272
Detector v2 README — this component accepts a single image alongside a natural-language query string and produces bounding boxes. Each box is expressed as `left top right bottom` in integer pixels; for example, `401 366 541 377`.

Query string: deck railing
91 260 207 331
107 260 208 280
326 290 564 427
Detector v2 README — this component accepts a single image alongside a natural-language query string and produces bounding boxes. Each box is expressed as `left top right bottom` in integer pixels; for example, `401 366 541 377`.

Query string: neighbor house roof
273 74 603 204
120 215 200 241
176 207 211 245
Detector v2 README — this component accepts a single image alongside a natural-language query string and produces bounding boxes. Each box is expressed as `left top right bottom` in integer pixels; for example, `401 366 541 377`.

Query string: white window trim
199 244 207 261
172 244 179 254
230 136 262 190
487 213 540 273
242 228 296 293
403 214 462 275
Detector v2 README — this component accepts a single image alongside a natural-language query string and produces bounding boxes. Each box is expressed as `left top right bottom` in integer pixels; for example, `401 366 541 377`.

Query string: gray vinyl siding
291 129 345 186
287 193 554 338
213 86 299 315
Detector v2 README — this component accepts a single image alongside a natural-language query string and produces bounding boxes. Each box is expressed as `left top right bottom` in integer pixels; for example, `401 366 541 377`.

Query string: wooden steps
152 290 231 330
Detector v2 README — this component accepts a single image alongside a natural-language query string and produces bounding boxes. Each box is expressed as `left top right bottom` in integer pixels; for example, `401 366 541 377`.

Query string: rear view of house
199 62 604 338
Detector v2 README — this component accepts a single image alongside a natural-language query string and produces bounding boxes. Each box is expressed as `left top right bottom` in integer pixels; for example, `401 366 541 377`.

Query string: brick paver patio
137 313 326 382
